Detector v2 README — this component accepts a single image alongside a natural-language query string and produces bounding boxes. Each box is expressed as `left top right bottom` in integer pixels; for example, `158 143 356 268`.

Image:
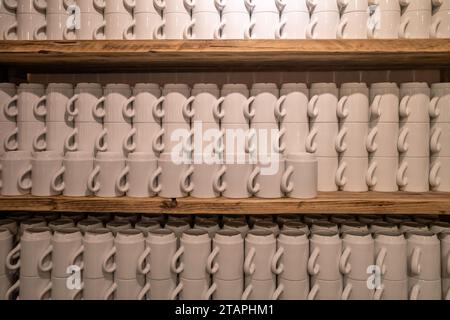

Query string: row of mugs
2 223 450 300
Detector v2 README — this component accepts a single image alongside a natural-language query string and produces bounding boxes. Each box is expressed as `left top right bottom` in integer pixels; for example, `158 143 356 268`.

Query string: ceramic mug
406 230 441 281
282 153 318 199
340 230 375 281
114 230 151 279
374 230 407 281
50 228 84 278
308 230 343 281
397 156 430 192
115 276 150 300
0 151 32 196
276 230 309 281
87 152 127 197
83 229 116 279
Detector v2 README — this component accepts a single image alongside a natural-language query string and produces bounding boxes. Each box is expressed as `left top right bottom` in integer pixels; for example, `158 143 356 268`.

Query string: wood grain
0 192 449 215
1 40 450 72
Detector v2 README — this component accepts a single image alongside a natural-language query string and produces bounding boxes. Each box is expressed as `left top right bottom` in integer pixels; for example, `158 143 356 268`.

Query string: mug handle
153 0 166 11
335 127 348 153
244 247 256 275
306 18 318 39
34 0 47 10
410 247 421 276
275 95 287 120
122 96 136 119
307 95 319 118
241 284 253 300
337 96 349 119
305 127 318 153
366 161 378 188
70 245 84 271
429 96 441 118
152 96 165 121
93 21 106 40
38 282 52 300
64 128 78 152
4 95 18 118
180 165 194 194
102 246 117 274
3 0 18 10
212 165 226 194
124 19 136 40
245 129 257 154
337 18 348 39
18 164 32 191
170 282 183 300
92 97 106 119
335 161 347 188
375 247 387 275
307 247 320 275
150 166 162 194
373 284 384 300
247 166 260 195
275 19 287 39
5 279 20 300
430 18 441 39
4 22 18 40
171 246 184 274
271 247 284 275
215 0 226 10
213 97 225 121
243 96 255 121
104 283 117 300
307 283 319 300
182 96 195 120
429 160 441 189
214 21 225 39
66 94 79 120
63 26 76 40
152 129 165 154
124 0 136 10
370 95 382 119
275 127 287 154
339 247 352 275
244 20 256 40
95 128 108 152
430 127 442 154
138 282 151 300
183 20 195 40
123 127 137 153
51 166 65 193
281 165 294 194
115 165 130 194
6 243 21 271
4 127 19 151
204 282 217 300
206 246 220 275
93 0 106 9
366 127 378 153
399 95 411 118
38 245 53 273
397 127 409 153
398 18 410 39
87 165 101 194
137 247 151 275
153 20 166 39
341 283 352 300
33 95 47 118
33 127 47 151
409 284 420 300
272 283 284 300
396 161 408 188
33 22 47 40
184 0 195 9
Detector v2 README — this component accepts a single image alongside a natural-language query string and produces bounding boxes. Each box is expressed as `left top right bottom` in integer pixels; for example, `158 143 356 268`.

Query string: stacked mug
4 0 47 40
145 229 180 300
0 83 17 155
49 228 84 300
406 230 442 300
93 0 134 40
190 84 225 199
111 230 151 300
441 231 450 300
187 0 222 39
218 0 252 39
368 0 402 38
154 0 193 39
397 82 430 192
6 227 52 300
74 0 105 39
66 83 104 155
207 229 245 300
432 0 450 38
172 229 215 300
338 0 370 39
126 0 163 39
367 82 400 192
83 228 117 300
335 83 370 192
45 0 75 40
430 83 450 192
242 229 280 300
87 152 128 197
399 0 432 38
39 83 75 154
276 0 310 39
273 230 310 300
0 227 13 300
307 0 340 39
306 83 340 192
245 0 283 39
0 0 16 39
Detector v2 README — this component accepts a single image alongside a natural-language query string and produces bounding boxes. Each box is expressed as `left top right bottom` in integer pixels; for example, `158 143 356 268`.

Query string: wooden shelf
1 40 450 72
0 192 449 215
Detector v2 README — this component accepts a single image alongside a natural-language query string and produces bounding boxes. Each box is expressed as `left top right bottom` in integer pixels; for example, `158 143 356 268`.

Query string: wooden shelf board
1 40 450 72
0 192 449 215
